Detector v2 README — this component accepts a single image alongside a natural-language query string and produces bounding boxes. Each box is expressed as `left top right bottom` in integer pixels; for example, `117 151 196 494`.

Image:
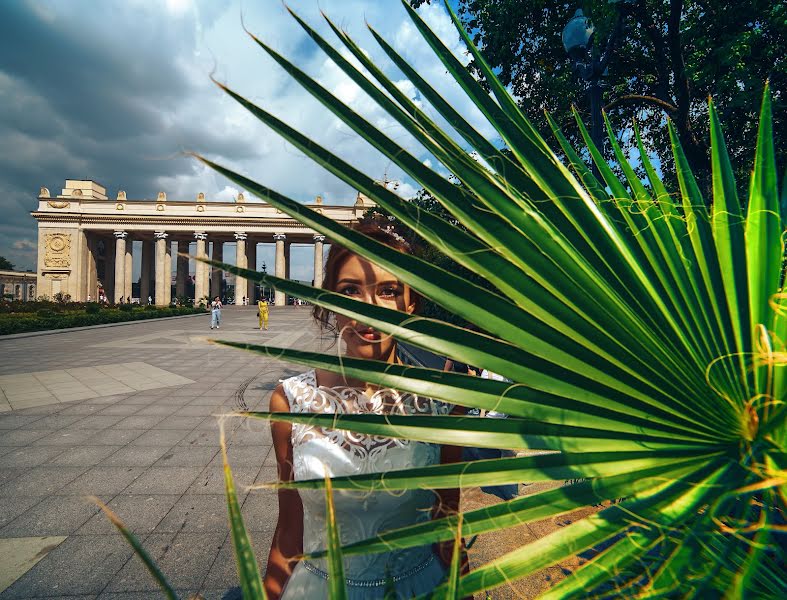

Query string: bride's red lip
358 329 380 341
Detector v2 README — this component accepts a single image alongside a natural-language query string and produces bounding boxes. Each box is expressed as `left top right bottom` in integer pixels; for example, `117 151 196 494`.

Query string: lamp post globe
562 9 595 60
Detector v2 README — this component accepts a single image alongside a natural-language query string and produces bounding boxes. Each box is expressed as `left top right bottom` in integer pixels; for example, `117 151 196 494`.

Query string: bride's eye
339 284 360 296
379 286 401 298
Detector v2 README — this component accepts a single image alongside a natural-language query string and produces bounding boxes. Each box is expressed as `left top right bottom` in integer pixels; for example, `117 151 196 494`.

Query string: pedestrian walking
257 298 269 330
210 296 222 329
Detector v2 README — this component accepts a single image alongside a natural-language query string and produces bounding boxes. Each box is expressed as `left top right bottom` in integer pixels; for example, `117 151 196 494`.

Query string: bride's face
333 253 415 362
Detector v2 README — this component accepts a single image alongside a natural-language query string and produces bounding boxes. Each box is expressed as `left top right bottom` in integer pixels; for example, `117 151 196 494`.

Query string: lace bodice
282 370 451 581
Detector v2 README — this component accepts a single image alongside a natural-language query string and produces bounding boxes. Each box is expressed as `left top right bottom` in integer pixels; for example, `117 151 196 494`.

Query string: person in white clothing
210 296 222 329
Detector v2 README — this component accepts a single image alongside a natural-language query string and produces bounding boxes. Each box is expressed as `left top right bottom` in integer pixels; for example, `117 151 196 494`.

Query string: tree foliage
412 0 786 188
0 256 15 270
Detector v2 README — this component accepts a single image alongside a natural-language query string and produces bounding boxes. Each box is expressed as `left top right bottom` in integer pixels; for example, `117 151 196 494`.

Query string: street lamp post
562 2 632 178
260 261 268 303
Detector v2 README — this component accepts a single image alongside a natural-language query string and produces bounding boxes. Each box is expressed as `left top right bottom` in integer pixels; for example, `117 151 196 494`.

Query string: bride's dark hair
312 221 422 332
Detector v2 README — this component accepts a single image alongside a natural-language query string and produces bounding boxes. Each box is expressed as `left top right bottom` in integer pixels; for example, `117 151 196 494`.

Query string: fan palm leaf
191 0 785 596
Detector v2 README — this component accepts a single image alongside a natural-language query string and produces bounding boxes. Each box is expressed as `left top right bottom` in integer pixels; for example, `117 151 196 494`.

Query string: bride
263 223 462 599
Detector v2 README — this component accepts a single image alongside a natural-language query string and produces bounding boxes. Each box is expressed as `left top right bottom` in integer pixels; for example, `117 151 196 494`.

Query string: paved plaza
0 307 327 599
0 307 581 600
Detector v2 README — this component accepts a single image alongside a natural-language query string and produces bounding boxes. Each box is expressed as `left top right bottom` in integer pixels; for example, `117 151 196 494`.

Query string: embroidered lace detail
283 369 450 463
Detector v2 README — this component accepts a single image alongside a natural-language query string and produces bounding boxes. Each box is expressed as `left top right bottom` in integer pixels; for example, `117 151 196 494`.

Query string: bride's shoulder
269 383 289 413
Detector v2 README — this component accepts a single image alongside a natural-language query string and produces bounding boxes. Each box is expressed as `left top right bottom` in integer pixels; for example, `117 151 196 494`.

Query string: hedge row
0 307 205 336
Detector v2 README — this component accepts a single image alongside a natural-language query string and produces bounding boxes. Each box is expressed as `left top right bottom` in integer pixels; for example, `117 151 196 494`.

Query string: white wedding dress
279 370 451 599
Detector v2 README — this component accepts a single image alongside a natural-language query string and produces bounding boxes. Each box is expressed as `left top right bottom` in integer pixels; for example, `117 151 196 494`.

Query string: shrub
0 302 203 336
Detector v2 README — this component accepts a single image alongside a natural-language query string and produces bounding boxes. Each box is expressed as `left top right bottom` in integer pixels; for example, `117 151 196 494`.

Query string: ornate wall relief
44 233 72 268
47 201 71 209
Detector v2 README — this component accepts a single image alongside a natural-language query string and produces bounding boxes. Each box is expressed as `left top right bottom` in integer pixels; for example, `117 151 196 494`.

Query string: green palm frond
194 1 786 596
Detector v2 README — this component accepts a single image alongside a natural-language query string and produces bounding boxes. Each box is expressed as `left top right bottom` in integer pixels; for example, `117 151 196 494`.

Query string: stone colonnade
33 180 369 303
93 231 325 306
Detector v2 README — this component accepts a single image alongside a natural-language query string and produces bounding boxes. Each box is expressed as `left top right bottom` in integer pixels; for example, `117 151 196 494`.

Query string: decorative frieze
44 233 72 268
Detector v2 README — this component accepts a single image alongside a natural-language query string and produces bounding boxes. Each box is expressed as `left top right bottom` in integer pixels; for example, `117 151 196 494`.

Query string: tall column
246 239 256 302
105 236 115 302
74 230 89 301
86 234 98 300
194 232 207 305
274 233 286 306
124 238 133 301
234 232 247 304
211 240 223 299
164 239 172 306
140 240 153 304
113 231 127 303
202 237 210 301
313 235 325 288
284 241 291 280
154 231 168 306
176 241 189 299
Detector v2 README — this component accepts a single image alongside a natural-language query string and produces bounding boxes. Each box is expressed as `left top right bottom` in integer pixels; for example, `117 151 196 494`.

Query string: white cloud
215 185 241 202
1 0 501 278
12 239 36 250
166 0 193 17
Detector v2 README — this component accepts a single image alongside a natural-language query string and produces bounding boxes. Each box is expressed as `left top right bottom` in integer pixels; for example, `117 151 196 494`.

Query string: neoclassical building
0 270 36 301
32 180 370 305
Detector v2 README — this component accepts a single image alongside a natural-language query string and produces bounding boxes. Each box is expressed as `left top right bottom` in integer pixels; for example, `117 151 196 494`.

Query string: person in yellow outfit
257 298 269 330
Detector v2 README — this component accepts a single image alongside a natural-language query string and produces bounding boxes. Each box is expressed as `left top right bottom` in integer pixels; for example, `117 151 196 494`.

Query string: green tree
0 256 14 270
413 0 786 188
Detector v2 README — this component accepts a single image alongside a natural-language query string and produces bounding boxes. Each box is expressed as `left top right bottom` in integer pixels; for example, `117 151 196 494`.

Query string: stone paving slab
0 536 67 594
1 534 138 596
0 364 194 411
118 531 228 593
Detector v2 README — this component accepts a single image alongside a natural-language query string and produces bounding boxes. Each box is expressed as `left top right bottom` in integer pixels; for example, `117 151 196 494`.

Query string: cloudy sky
0 0 494 281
